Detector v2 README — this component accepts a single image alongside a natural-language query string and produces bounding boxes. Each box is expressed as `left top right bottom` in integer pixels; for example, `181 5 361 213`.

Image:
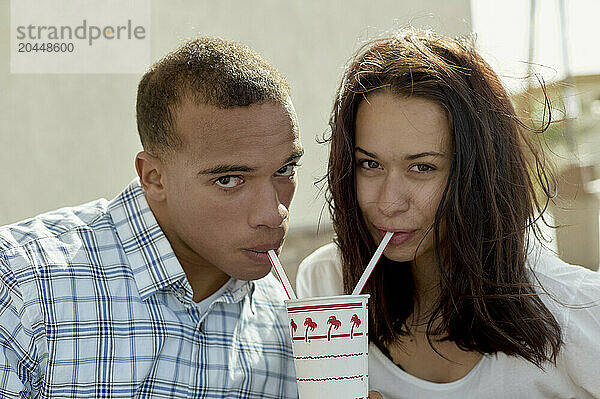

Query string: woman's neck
390 254 485 383
410 250 442 322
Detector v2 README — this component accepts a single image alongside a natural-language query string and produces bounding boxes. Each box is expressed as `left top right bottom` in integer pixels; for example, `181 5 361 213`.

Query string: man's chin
226 259 273 282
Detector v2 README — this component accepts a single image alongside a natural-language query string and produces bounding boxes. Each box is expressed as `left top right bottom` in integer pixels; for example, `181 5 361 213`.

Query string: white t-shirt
296 243 600 399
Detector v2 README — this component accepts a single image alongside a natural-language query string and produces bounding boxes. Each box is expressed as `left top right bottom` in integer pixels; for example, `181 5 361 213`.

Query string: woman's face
354 93 452 265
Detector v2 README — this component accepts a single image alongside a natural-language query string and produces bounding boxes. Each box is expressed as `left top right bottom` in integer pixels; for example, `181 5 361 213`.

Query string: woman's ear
135 151 167 202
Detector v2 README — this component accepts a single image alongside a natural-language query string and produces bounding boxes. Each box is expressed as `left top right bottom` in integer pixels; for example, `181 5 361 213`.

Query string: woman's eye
215 176 244 189
276 164 298 177
360 160 381 169
410 164 435 172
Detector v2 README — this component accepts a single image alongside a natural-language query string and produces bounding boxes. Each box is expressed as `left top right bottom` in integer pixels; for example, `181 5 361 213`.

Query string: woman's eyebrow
405 151 446 160
355 147 378 158
356 147 445 160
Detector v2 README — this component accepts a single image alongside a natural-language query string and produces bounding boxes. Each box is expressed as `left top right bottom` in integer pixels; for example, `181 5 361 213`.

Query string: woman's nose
376 175 410 217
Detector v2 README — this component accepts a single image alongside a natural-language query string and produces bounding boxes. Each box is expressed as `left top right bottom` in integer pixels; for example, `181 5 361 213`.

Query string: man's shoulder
0 198 110 252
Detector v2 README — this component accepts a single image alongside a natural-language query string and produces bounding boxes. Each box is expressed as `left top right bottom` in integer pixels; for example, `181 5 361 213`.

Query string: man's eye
360 160 380 169
276 164 298 177
215 176 244 188
410 164 435 172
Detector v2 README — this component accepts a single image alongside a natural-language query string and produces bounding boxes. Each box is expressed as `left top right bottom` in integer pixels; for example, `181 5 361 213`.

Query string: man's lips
245 243 282 253
242 242 282 264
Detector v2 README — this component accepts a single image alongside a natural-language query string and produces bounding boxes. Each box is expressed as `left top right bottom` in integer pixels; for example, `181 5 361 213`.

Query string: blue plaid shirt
0 179 297 398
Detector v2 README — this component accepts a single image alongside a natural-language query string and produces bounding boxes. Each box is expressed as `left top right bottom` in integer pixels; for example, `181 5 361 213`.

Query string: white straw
352 231 394 295
267 250 297 300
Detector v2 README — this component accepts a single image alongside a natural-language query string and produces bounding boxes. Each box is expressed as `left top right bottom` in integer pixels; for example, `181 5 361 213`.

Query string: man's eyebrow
285 148 305 163
198 164 255 175
355 147 445 160
197 148 305 176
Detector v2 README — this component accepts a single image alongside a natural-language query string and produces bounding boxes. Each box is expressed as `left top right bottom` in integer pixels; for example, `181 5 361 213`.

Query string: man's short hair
136 37 291 156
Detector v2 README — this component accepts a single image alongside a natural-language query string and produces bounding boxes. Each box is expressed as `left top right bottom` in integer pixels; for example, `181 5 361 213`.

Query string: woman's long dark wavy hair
326 28 562 368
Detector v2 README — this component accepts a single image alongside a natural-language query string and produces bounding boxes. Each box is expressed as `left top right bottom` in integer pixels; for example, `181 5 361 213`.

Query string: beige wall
1 0 472 283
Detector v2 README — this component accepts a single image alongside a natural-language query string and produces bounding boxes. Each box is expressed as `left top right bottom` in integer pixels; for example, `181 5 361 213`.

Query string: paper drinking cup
285 294 370 399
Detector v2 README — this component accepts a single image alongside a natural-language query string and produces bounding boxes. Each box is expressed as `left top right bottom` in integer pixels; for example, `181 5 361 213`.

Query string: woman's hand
368 390 383 399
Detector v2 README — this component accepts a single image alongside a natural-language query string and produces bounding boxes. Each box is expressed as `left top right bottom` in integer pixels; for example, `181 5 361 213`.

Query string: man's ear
135 151 167 202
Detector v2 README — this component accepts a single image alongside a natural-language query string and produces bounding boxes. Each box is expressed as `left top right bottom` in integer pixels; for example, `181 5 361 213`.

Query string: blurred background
2 0 599 287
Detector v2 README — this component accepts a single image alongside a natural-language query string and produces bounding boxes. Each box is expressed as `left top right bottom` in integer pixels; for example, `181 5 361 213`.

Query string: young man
0 38 303 398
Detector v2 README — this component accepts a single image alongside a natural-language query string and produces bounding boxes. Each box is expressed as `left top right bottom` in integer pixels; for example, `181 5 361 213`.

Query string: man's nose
376 174 410 217
249 183 288 229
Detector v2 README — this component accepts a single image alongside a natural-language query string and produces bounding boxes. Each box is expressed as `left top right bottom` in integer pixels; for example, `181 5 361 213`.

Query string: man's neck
179 259 231 303
146 195 231 303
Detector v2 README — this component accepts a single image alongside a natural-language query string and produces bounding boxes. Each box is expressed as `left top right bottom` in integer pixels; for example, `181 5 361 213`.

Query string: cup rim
284 294 370 305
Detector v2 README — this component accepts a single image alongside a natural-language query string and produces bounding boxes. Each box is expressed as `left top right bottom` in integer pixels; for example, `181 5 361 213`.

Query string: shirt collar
219 278 254 305
108 178 187 301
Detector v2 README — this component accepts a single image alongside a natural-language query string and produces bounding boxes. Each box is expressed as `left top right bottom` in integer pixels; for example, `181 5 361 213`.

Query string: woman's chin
382 247 414 263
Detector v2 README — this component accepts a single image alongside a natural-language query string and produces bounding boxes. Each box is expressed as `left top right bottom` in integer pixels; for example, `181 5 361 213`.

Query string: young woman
297 28 600 398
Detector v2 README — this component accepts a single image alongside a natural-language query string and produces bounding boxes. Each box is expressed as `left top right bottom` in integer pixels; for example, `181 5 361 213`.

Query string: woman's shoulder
296 242 344 297
300 242 341 265
528 246 600 306
528 247 600 394
528 244 600 340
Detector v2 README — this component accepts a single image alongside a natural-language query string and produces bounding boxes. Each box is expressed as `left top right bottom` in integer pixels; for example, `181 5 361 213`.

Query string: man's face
157 98 303 281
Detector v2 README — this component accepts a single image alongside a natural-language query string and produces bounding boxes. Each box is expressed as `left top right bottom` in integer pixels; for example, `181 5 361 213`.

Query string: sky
471 0 600 93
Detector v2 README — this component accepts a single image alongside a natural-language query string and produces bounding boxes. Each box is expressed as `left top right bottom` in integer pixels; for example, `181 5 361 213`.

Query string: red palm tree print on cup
350 314 361 339
304 317 317 342
290 318 298 336
326 316 341 341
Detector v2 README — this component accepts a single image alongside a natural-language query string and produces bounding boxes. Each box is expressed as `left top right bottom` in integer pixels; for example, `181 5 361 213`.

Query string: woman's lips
377 229 416 245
